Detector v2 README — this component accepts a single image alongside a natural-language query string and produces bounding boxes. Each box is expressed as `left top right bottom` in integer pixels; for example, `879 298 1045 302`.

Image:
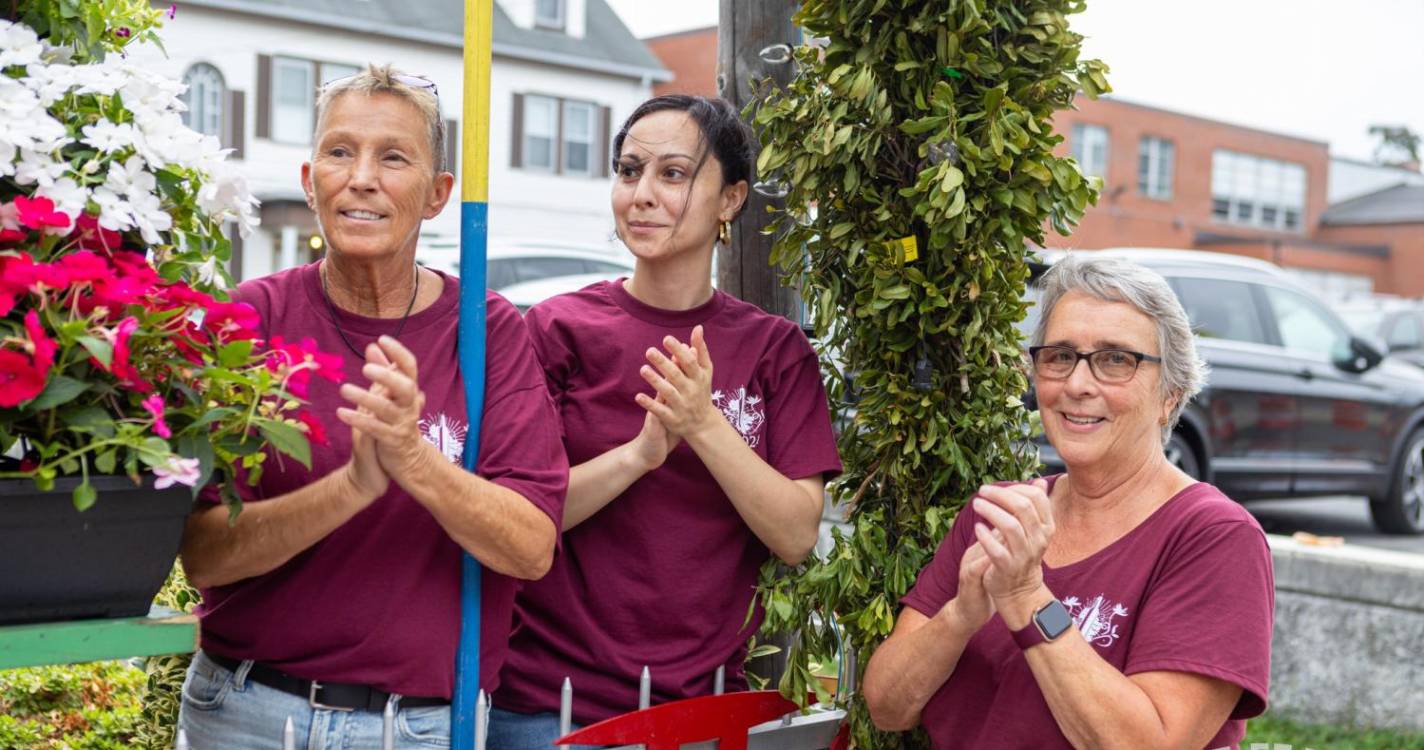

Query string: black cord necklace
320 261 420 359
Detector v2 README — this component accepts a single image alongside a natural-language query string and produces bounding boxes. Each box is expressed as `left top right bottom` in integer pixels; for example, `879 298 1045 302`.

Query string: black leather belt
206 652 449 712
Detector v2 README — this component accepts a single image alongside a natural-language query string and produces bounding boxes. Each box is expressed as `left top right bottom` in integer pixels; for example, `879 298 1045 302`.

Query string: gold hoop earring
719 220 733 247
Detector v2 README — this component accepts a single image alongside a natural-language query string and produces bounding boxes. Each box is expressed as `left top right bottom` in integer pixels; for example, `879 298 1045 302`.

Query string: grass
1245 713 1424 750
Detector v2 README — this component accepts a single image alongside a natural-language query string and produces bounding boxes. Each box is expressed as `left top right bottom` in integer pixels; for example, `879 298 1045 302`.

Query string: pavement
1243 495 1424 555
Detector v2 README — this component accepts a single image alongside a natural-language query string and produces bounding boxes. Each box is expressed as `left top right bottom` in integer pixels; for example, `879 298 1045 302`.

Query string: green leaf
257 419 312 470
72 481 97 512
77 336 113 368
95 449 117 474
28 376 89 410
217 340 255 368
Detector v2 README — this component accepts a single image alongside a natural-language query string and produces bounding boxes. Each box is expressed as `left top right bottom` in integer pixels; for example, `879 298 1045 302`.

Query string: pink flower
14 196 72 234
23 310 56 371
153 456 201 489
265 336 343 398
203 301 261 341
0 350 46 407
142 394 172 438
166 4 177 19
296 409 329 446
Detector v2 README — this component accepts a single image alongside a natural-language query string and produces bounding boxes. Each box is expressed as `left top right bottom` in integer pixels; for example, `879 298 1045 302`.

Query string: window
562 101 597 176
271 57 314 144
1171 277 1267 345
514 94 607 177
1211 150 1308 232
535 0 565 29
1137 136 1174 199
1262 286 1350 359
1070 123 1108 179
182 63 225 137
523 95 558 171
1386 314 1422 351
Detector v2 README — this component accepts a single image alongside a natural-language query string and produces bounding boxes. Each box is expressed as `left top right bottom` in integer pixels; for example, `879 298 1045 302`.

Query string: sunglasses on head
322 73 439 98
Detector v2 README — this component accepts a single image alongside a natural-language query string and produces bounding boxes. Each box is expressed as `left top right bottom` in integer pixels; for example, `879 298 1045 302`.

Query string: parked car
416 238 634 292
1334 295 1424 370
1026 248 1424 535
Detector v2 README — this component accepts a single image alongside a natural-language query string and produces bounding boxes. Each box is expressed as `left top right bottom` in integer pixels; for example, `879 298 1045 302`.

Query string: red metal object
554 690 799 750
829 721 850 750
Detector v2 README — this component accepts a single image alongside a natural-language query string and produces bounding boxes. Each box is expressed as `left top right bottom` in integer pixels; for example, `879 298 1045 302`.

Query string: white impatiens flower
196 256 227 290
198 167 261 238
92 186 135 232
0 20 44 69
118 64 186 119
128 188 172 245
81 120 138 155
13 148 68 187
35 176 88 220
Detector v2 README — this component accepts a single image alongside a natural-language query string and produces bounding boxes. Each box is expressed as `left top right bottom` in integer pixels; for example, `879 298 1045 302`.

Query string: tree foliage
749 1 1106 746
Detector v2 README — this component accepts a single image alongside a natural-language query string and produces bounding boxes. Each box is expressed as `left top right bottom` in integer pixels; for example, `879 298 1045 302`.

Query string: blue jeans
178 650 450 749
485 706 597 750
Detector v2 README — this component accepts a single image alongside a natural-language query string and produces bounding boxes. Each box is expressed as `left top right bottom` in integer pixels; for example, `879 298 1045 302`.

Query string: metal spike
844 645 858 696
475 690 489 750
638 666 651 710
714 665 726 696
382 699 395 750
282 716 295 750
752 179 791 199
758 43 793 65
559 677 573 737
173 728 190 750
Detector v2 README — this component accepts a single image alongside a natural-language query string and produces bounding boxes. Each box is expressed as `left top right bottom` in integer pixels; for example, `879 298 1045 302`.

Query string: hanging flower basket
0 6 341 623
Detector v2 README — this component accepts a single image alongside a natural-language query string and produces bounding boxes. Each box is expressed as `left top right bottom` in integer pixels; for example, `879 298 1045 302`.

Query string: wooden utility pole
717 0 801 320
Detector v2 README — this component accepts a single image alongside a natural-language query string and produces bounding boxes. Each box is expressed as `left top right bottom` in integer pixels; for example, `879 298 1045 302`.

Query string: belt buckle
308 680 355 712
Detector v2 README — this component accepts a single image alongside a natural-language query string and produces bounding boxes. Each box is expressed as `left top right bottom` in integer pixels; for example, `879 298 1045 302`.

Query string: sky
603 0 1424 162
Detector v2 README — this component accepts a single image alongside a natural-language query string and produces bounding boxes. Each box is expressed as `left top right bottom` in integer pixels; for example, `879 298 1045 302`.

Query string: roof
176 0 670 81
1322 183 1424 226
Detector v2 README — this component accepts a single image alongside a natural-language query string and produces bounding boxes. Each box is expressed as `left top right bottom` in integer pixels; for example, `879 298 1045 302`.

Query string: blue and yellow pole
454 0 492 747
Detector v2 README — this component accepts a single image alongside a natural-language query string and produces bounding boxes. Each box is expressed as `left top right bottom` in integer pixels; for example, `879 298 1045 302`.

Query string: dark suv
1027 248 1424 535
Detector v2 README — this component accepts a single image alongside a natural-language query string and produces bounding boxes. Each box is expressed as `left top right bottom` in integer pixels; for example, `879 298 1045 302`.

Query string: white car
416 239 634 292
501 272 616 313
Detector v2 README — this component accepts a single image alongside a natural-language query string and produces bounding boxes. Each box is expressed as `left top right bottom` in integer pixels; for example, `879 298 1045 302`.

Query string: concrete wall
1267 534 1424 731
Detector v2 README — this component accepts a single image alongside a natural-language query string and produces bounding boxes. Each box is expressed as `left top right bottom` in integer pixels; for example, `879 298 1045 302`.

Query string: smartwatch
1010 598 1073 650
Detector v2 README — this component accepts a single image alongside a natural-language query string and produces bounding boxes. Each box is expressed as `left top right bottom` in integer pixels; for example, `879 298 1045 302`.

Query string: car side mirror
1337 335 1385 373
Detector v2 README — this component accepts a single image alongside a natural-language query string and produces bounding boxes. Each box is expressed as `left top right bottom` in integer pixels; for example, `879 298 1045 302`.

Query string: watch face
1037 599 1074 640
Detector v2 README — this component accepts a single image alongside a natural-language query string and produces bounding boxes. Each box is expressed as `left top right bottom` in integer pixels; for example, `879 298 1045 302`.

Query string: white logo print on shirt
712 386 765 447
1063 595 1129 648
419 413 467 464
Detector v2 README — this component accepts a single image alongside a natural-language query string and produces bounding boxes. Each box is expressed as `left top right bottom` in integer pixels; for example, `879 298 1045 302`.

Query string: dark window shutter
555 98 565 174
255 54 272 139
511 93 524 168
226 89 246 159
444 119 458 176
599 105 612 178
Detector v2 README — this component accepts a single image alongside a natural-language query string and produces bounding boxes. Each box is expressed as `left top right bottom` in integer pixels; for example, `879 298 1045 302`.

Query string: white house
127 0 669 280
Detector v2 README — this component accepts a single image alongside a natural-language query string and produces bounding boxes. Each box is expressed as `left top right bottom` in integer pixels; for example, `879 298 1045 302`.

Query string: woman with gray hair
863 254 1274 749
177 65 567 747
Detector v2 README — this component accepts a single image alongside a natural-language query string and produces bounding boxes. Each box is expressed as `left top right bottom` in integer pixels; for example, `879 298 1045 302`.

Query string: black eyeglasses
1028 345 1162 384
322 73 439 98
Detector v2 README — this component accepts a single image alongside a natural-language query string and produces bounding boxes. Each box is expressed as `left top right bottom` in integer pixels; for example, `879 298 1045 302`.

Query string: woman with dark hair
490 95 843 746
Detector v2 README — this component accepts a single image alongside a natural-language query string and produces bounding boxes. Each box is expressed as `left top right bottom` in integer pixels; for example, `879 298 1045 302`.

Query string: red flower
142 394 172 438
0 350 47 407
70 214 124 253
14 196 72 233
203 301 261 342
265 336 344 399
296 409 329 446
23 310 56 371
57 251 110 285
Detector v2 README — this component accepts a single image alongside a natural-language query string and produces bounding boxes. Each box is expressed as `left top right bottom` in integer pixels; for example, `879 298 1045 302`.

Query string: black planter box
0 475 192 625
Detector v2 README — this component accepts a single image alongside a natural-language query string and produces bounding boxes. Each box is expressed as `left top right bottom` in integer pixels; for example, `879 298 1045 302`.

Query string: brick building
643 31 1423 297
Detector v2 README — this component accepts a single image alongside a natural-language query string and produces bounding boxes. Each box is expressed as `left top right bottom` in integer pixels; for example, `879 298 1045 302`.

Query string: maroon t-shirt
901 477 1274 749
497 280 843 724
196 261 568 698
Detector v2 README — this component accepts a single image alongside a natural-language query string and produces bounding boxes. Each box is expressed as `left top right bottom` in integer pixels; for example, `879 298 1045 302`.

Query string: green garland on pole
749 1 1107 746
